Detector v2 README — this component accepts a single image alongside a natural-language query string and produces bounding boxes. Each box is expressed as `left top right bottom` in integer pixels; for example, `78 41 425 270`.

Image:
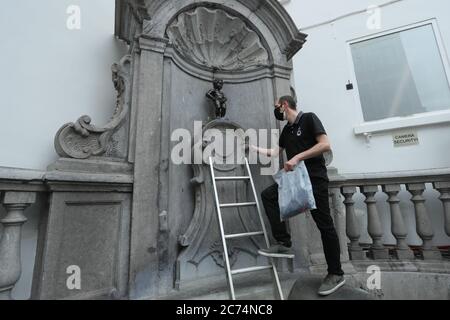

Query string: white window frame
346 19 450 135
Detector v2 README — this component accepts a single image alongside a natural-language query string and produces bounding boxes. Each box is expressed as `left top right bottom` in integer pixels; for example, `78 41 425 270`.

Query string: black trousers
261 178 344 276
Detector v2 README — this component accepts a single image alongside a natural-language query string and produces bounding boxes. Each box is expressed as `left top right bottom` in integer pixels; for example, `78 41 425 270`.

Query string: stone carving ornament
167 7 269 71
176 119 263 286
54 55 132 159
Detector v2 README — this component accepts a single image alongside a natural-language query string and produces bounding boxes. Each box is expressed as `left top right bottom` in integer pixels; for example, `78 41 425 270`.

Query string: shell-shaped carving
167 7 269 71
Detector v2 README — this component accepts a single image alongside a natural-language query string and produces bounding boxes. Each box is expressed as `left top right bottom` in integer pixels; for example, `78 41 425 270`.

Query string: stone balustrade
0 168 43 300
0 164 133 300
1 165 449 299
329 168 450 262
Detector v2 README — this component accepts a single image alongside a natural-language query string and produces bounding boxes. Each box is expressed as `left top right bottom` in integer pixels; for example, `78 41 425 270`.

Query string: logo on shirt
296 127 302 137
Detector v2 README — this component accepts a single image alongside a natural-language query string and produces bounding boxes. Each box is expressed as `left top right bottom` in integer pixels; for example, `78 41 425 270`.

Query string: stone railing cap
0 167 45 182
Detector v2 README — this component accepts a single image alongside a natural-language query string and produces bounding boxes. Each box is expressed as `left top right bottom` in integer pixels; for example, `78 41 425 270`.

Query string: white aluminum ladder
209 157 284 300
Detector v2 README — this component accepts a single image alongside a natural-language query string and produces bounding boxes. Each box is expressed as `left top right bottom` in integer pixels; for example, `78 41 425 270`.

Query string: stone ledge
0 159 134 189
44 171 133 185
146 271 304 300
348 271 450 300
0 167 134 195
0 167 45 182
329 167 450 187
351 259 450 274
47 157 133 175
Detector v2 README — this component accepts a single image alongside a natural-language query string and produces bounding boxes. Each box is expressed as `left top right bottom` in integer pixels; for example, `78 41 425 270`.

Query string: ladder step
231 265 273 275
215 176 250 181
225 231 264 239
220 202 257 208
209 157 284 300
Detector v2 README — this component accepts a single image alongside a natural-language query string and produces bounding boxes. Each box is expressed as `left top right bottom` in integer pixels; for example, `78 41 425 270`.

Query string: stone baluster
0 192 36 300
341 187 365 260
329 187 349 262
360 186 389 259
406 184 442 260
382 184 414 260
432 182 450 256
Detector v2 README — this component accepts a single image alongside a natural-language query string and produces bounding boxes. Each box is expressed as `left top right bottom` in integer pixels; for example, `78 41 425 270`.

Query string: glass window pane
351 24 450 122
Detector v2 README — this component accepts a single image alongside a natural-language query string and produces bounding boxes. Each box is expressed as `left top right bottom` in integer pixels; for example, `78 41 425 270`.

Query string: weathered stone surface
128 36 168 300
38 0 306 300
176 120 269 288
2 192 36 205
117 0 307 62
361 185 389 259
349 266 450 300
54 55 132 160
407 183 442 260
167 7 269 71
383 184 415 260
433 181 450 253
0 168 44 183
32 191 131 300
118 0 301 300
0 192 36 300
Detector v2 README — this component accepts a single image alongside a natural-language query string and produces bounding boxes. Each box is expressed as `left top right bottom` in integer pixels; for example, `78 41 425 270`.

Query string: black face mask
274 107 285 121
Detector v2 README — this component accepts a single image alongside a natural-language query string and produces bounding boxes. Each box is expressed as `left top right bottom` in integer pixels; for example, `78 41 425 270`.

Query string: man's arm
250 145 284 157
284 134 331 171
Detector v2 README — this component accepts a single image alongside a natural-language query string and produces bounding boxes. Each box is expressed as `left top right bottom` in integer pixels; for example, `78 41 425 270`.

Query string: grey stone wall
29 0 307 300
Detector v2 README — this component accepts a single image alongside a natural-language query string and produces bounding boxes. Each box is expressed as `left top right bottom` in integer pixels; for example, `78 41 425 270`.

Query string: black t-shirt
279 112 329 181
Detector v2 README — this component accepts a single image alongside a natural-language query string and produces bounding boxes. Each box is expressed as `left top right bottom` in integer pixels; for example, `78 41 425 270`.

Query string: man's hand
284 157 300 171
251 145 283 158
286 135 331 170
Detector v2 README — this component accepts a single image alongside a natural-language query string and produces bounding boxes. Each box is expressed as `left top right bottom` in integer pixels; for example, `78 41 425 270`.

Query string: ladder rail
244 158 285 300
244 158 271 248
209 157 236 300
209 156 285 301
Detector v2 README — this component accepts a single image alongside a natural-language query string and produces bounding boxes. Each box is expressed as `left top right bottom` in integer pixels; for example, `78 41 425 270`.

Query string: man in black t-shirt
252 95 345 296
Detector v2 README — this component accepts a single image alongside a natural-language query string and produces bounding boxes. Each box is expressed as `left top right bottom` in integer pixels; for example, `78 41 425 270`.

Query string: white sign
393 131 419 147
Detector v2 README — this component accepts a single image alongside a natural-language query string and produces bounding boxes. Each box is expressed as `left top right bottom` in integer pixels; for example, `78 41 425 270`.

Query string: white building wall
285 0 450 174
283 0 450 248
284 0 389 29
0 0 127 300
0 0 449 300
0 0 128 171
2 0 447 175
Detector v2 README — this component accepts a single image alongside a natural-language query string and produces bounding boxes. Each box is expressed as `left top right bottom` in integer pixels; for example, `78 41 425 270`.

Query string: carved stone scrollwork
127 0 150 24
175 119 262 288
54 55 132 159
167 7 269 71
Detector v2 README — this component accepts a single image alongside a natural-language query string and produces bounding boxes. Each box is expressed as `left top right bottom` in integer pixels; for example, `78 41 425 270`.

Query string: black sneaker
318 274 346 296
258 244 295 259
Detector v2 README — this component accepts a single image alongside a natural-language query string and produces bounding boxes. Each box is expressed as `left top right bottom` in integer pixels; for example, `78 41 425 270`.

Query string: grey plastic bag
273 162 317 221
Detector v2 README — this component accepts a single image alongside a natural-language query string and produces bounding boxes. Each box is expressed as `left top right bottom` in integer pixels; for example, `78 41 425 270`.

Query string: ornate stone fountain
35 0 307 300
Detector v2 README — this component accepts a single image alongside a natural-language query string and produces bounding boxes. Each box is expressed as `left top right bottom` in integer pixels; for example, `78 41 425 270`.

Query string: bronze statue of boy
206 79 227 119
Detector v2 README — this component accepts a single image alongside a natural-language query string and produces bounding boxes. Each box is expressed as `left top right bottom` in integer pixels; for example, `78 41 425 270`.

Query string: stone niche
36 0 307 300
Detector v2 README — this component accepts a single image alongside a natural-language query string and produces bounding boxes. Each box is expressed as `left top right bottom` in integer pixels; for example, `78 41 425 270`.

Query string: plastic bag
273 162 317 221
